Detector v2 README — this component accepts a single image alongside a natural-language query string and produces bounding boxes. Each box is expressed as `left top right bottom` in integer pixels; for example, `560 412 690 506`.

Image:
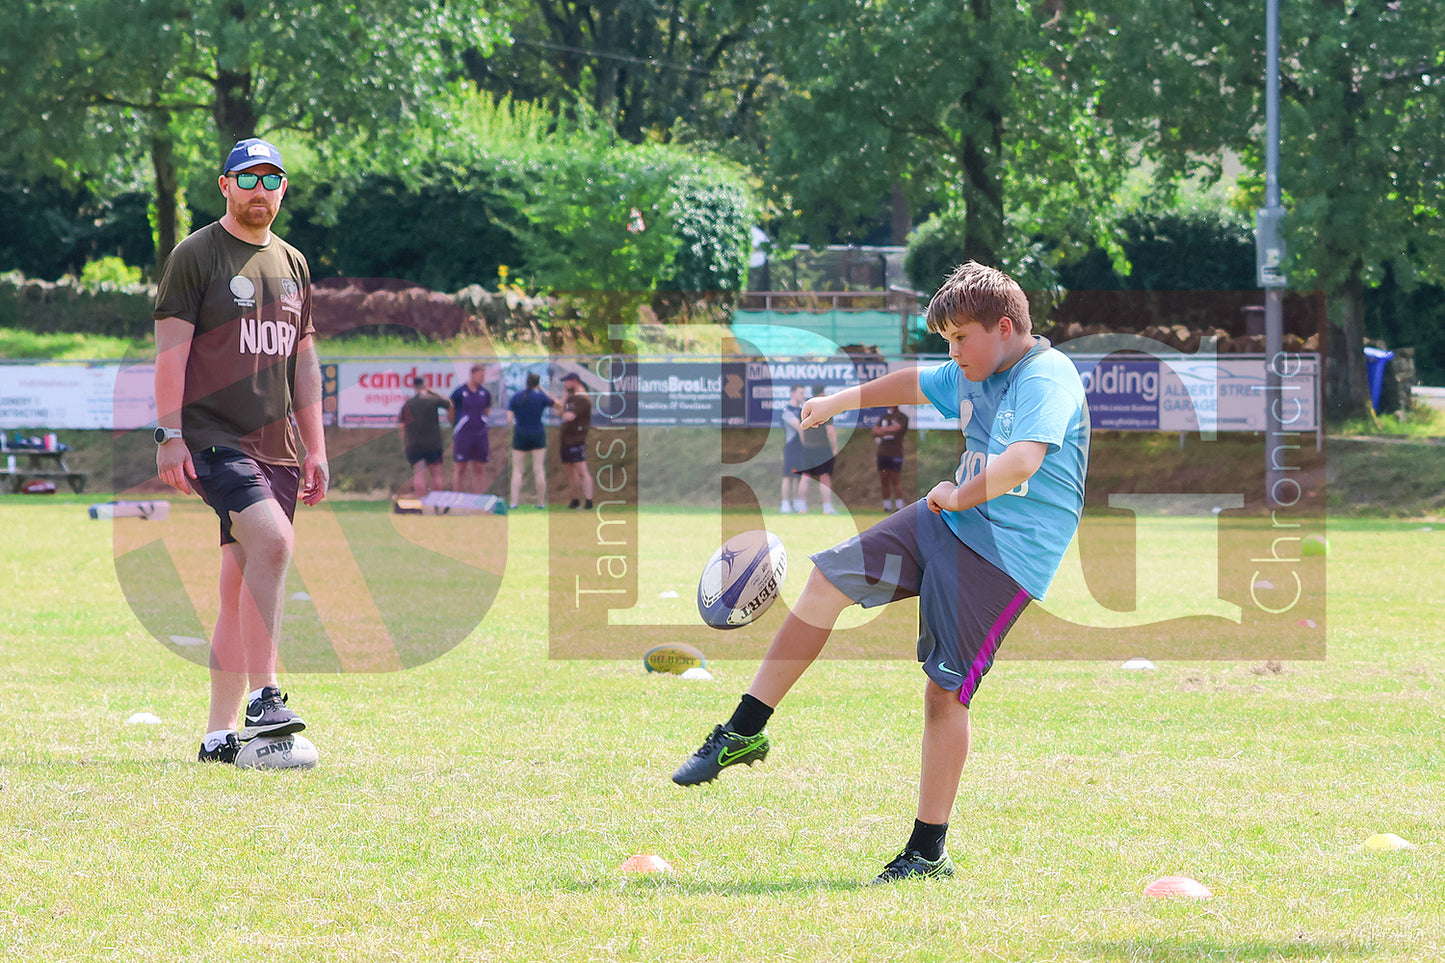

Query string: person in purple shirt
450 362 493 494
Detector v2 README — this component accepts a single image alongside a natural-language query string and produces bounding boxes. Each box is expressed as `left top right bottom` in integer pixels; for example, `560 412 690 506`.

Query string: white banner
0 364 117 430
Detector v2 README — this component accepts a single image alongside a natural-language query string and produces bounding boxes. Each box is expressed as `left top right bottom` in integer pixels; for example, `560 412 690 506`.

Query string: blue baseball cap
223 138 285 175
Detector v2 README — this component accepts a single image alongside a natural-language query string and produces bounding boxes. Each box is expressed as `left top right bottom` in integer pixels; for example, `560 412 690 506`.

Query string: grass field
2 494 1443 962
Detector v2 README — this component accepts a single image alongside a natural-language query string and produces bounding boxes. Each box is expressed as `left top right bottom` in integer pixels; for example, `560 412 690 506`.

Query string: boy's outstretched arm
800 367 925 429
925 440 1047 514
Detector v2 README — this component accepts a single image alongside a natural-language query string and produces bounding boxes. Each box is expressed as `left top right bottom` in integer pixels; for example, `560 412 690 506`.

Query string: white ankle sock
203 729 237 750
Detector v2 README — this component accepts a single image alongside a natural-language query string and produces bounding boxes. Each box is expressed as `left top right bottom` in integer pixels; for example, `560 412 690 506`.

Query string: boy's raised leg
672 569 852 786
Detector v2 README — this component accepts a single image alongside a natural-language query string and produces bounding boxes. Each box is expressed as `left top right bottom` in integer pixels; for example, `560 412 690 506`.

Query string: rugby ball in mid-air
697 529 787 630
235 732 319 770
644 643 708 674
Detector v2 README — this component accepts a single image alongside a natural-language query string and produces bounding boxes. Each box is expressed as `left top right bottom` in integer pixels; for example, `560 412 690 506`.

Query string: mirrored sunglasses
229 172 283 190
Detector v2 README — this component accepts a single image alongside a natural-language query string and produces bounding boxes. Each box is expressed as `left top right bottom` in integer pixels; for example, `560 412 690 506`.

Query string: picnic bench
1 438 87 493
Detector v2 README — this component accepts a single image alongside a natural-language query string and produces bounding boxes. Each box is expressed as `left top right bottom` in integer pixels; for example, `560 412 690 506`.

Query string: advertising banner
0 364 118 430
1 352 1321 436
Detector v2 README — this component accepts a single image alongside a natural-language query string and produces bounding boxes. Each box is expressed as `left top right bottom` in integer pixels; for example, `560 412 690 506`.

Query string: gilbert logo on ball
697 529 787 630
643 643 707 674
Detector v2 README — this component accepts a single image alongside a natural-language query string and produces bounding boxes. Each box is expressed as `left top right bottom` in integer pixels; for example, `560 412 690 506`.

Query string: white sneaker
822 503 837 515
792 499 808 514
780 501 791 513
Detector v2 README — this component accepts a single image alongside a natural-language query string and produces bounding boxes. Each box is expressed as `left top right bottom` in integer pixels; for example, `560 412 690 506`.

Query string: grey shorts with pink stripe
809 499 1031 706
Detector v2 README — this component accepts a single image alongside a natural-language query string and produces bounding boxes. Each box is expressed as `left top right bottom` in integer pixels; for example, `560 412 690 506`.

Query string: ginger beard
222 169 285 232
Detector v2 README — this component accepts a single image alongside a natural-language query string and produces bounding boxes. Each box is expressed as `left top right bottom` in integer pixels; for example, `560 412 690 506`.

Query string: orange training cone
1143 875 1212 899
619 854 672 874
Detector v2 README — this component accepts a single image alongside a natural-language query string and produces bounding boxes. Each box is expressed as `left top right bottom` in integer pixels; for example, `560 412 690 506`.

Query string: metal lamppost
1256 0 1288 507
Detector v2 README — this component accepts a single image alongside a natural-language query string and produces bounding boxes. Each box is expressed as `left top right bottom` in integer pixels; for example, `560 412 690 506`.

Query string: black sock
726 693 773 737
906 819 948 861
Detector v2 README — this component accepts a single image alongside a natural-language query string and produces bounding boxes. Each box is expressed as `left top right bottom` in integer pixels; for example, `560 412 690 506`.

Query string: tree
760 0 1139 277
464 0 783 148
1110 0 1445 415
0 1 517 274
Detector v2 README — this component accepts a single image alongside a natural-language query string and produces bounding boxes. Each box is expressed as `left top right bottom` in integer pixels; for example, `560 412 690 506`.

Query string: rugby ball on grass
697 529 787 630
644 643 708 674
235 732 319 770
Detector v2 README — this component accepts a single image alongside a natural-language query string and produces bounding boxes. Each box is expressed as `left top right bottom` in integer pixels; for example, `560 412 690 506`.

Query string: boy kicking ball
672 261 1090 884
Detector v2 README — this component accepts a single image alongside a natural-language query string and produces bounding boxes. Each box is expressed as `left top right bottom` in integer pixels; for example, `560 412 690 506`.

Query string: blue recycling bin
1363 346 1394 411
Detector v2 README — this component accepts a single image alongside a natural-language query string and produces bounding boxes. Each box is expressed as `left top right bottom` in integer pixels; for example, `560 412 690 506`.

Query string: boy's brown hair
924 261 1031 335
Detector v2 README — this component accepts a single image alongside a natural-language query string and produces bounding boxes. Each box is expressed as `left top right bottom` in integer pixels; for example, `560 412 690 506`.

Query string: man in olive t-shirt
153 137 329 765
399 377 450 497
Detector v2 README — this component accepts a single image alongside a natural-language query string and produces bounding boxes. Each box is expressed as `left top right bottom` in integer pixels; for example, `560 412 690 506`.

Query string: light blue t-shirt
918 337 1089 601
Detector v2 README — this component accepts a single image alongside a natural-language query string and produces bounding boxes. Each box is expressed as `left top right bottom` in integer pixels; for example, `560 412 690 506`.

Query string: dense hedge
0 272 153 338
284 168 525 292
0 178 153 283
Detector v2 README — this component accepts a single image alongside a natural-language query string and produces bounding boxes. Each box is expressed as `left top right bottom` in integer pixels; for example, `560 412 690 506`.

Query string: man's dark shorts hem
191 447 300 546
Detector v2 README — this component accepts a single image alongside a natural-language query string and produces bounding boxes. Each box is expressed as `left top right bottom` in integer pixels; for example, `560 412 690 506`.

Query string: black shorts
407 448 443 467
560 443 587 464
876 455 904 473
798 452 835 479
512 427 546 452
191 447 300 547
783 442 805 476
810 501 1031 707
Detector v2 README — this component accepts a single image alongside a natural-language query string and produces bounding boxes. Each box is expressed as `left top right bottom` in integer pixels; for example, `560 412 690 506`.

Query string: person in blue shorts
672 261 1090 884
508 371 552 509
450 362 493 494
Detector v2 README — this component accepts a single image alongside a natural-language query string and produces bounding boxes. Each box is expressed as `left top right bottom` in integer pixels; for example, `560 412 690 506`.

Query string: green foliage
0 327 139 361
1334 404 1445 441
78 256 144 289
661 175 753 293
0 1 521 270
282 92 756 314
1113 0 1445 412
1366 266 1445 386
463 0 779 149
1059 207 1256 292
286 168 525 292
903 211 969 295
0 179 152 282
764 0 1137 273
0 273 153 339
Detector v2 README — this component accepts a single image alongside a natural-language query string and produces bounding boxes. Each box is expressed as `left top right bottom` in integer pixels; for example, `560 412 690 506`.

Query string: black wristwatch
154 427 184 444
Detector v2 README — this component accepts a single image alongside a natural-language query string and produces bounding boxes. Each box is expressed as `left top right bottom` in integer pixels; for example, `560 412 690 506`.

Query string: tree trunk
890 181 912 246
150 135 181 278
214 67 258 148
214 3 257 147
1328 267 1372 418
958 0 1004 266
